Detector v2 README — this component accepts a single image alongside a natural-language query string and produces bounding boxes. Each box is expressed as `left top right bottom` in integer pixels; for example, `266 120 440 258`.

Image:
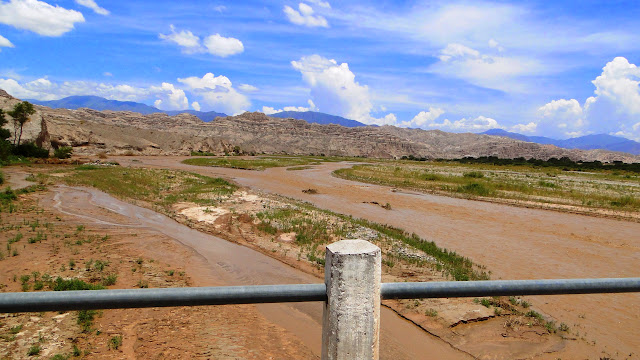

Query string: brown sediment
37 184 471 359
113 156 640 359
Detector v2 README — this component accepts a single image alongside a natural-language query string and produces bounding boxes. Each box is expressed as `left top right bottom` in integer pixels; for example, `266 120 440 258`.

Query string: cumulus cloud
203 34 244 57
0 78 42 99
261 99 317 115
0 35 14 51
0 77 191 110
510 122 537 134
400 107 445 128
178 73 250 114
430 43 542 92
291 54 395 125
537 57 640 140
0 0 85 37
159 26 243 57
422 115 501 132
192 101 201 111
74 0 109 15
284 3 328 28
149 82 189 110
159 25 202 54
238 84 259 92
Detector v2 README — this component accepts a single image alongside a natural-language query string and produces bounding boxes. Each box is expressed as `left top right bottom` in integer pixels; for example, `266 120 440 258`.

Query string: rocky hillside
1 89 638 162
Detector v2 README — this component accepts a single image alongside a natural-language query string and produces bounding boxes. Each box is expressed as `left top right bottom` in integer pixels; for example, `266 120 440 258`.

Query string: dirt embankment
0 187 316 359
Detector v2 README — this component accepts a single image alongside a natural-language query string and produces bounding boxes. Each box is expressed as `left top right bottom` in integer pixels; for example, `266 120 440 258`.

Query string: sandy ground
1 170 35 191
114 156 640 359
0 179 471 360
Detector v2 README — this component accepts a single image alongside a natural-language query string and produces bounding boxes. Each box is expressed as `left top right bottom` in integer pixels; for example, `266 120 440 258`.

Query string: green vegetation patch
335 161 640 213
64 166 237 207
256 203 488 281
183 156 323 170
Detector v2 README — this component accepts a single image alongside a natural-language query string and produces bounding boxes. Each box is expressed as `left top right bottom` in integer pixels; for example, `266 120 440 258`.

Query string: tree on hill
8 101 35 146
0 109 12 160
0 109 9 139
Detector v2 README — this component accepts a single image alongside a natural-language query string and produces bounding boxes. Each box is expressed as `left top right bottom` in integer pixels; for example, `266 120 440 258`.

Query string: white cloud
24 77 53 92
203 34 244 57
401 107 445 128
149 82 189 110
178 73 250 114
307 0 330 8
0 35 14 50
488 38 504 52
284 3 328 28
510 122 537 134
159 25 202 54
192 101 201 111
431 43 542 92
0 78 42 99
0 77 191 110
238 84 259 92
74 0 109 15
291 54 395 125
0 0 85 37
261 99 317 115
425 115 501 132
159 26 243 58
103 72 112 77
537 57 640 139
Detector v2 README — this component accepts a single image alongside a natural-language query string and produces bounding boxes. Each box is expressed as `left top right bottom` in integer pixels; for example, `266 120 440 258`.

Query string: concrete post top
326 239 380 255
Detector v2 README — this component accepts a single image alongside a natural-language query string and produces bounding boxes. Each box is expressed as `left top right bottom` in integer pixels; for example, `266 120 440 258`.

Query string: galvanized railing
1 278 639 313
1 239 638 359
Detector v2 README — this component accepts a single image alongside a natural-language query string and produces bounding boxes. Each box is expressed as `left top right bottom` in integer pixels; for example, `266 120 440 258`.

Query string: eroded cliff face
1 89 638 162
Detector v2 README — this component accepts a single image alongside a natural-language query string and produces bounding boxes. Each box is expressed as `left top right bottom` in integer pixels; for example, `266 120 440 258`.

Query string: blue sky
1 0 639 140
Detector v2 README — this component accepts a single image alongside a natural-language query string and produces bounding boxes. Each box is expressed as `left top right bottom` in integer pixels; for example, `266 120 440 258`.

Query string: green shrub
101 274 117 286
54 146 73 159
77 310 97 333
463 171 484 178
457 183 493 196
27 344 41 356
53 277 105 291
13 143 49 158
0 188 17 203
109 335 123 350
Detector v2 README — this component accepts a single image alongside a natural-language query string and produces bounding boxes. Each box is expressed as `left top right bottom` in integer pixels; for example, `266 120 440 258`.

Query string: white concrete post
322 239 381 360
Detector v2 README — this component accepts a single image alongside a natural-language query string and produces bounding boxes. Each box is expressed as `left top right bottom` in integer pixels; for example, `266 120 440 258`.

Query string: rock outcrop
1 89 638 162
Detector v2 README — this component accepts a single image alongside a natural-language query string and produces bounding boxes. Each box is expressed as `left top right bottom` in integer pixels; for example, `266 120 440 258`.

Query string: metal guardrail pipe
381 278 640 299
0 284 327 313
0 278 639 314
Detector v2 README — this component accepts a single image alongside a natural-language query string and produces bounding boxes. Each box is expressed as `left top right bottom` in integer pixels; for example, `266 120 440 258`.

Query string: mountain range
28 96 227 122
22 95 640 155
2 88 638 163
27 96 367 127
270 111 367 127
482 129 640 155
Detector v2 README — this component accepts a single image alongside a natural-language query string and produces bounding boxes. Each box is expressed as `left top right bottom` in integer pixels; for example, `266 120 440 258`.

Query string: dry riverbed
0 162 592 359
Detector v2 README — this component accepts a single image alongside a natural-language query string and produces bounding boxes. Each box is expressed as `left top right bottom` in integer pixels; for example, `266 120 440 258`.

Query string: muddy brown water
115 156 640 358
48 185 469 359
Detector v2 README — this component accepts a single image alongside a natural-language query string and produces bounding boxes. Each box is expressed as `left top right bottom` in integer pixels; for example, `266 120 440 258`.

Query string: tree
0 109 10 140
8 101 35 146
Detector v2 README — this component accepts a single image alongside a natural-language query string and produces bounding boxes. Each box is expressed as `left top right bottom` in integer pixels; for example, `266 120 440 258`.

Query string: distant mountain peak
25 95 227 122
481 128 640 155
270 110 367 127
